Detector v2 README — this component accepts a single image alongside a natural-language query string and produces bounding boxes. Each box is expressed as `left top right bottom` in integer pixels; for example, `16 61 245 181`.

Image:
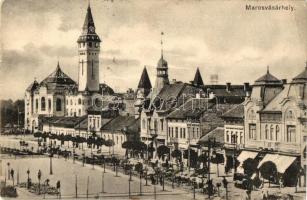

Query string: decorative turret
251 66 283 106
137 66 152 95
192 67 204 87
154 32 169 94
77 3 101 92
253 66 283 86
134 66 152 118
291 61 307 84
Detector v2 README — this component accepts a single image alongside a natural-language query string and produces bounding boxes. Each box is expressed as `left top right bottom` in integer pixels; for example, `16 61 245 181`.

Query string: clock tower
77 4 101 92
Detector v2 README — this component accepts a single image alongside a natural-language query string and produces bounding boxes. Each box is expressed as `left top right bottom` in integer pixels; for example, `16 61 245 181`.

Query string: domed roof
157 56 168 68
40 62 76 86
254 67 282 86
292 63 307 84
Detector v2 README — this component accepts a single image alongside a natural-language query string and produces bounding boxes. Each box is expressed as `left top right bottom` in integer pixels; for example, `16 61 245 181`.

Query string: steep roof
222 104 244 119
167 98 213 119
198 127 224 145
26 80 39 92
254 68 282 86
77 4 101 43
137 67 152 89
292 64 307 83
193 68 204 86
151 82 203 112
40 62 76 86
205 85 247 97
101 115 139 132
99 83 114 95
42 116 86 128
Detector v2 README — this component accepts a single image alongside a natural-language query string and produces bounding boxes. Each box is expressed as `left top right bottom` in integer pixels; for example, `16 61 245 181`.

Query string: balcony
169 138 178 144
224 143 244 149
245 140 300 155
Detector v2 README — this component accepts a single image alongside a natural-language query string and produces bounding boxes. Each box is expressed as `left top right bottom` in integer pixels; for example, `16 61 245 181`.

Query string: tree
122 141 133 158
171 150 182 161
34 132 42 138
105 139 115 155
135 163 143 173
157 145 170 159
95 137 105 149
283 162 301 187
242 158 258 177
259 161 277 185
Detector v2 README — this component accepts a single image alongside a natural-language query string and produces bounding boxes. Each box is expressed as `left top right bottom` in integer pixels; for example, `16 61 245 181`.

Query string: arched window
286 110 295 121
78 98 82 105
226 131 229 143
78 109 81 116
70 99 73 105
270 125 274 140
154 120 158 130
276 125 279 141
41 97 46 111
48 99 51 111
248 109 256 120
265 125 269 140
35 99 38 112
56 98 62 111
70 109 73 116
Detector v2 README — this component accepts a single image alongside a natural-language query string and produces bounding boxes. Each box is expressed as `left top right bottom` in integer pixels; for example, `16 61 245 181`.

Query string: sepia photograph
0 0 306 199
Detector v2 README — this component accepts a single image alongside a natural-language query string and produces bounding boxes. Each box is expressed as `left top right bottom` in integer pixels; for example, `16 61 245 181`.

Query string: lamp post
128 177 131 199
10 169 15 186
50 153 53 175
101 171 105 193
82 150 85 167
139 170 142 196
7 162 10 180
26 169 30 189
38 169 42 195
75 174 78 198
145 168 148 186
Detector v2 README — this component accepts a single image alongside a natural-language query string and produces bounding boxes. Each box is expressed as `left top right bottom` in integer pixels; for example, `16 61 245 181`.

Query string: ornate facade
24 5 113 132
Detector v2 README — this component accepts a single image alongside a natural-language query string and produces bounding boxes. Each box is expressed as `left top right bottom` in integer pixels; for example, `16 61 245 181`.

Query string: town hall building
24 4 113 132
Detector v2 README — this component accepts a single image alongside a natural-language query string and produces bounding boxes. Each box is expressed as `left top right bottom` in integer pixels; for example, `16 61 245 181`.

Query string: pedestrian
246 190 251 200
279 178 284 188
160 175 163 186
262 190 267 200
151 175 154 185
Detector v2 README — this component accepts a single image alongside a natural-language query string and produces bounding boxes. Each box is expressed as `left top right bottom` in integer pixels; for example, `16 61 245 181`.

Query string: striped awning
257 154 297 174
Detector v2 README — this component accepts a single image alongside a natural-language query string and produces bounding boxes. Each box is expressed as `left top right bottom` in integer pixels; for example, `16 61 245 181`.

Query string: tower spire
267 65 269 74
161 32 164 59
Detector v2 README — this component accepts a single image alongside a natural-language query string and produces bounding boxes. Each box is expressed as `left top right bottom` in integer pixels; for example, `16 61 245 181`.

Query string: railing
169 138 178 144
245 140 300 154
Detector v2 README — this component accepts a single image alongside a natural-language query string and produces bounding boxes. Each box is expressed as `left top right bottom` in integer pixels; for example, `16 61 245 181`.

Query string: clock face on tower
89 26 95 33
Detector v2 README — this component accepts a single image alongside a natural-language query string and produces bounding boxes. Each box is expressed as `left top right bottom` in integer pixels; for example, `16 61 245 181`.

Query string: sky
0 0 306 100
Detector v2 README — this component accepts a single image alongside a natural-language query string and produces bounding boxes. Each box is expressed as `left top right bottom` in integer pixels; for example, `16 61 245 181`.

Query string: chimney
282 79 287 84
244 82 250 91
226 82 231 92
171 79 177 84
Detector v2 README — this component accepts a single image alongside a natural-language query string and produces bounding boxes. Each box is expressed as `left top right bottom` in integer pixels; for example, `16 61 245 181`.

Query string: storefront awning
257 154 297 173
236 151 258 174
237 151 258 164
